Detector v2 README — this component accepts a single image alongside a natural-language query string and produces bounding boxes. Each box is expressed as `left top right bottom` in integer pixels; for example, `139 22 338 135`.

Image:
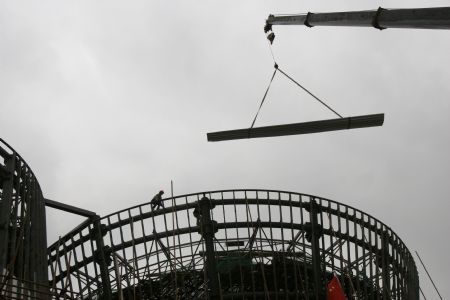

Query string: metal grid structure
48 190 419 300
0 139 48 299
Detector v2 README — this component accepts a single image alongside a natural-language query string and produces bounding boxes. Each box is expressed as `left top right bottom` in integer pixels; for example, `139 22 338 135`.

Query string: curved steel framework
0 139 48 299
48 190 419 299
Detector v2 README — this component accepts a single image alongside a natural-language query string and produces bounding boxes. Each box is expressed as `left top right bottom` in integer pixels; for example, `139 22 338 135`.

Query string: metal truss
47 189 419 300
0 138 421 299
0 139 48 299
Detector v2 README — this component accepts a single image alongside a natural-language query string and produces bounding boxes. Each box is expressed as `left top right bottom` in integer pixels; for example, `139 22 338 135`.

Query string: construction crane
265 6 450 33
207 6 450 142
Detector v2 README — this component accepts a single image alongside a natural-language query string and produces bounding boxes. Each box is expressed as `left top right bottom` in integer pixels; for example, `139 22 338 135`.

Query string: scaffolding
47 189 419 300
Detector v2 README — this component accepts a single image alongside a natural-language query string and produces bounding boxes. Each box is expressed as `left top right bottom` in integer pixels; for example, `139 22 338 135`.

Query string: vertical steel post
28 177 49 297
408 258 420 300
37 192 49 298
381 231 391 299
198 196 221 299
0 154 15 270
92 217 112 299
308 199 323 300
113 255 124 300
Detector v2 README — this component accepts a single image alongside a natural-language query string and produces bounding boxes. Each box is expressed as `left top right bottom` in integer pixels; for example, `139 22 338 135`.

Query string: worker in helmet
151 190 165 210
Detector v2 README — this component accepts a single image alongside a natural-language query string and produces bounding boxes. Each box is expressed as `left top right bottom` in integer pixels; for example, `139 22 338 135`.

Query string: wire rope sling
207 25 384 142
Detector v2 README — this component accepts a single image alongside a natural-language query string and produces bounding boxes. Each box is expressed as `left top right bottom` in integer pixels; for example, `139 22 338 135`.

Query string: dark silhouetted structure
45 189 419 299
1 137 422 298
1 138 421 300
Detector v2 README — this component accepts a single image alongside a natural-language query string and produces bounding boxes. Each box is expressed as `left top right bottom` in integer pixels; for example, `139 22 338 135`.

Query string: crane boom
266 7 450 30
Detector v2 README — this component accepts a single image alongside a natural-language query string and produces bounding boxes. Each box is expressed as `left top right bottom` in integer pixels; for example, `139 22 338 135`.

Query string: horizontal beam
207 114 384 142
0 146 11 159
267 7 450 30
44 198 97 218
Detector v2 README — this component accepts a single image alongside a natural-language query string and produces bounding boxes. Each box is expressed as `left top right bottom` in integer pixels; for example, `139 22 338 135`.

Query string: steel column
0 154 15 270
92 218 112 299
198 196 221 299
308 199 323 300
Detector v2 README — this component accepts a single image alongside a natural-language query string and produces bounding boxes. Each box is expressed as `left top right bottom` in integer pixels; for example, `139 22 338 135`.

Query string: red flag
327 274 347 300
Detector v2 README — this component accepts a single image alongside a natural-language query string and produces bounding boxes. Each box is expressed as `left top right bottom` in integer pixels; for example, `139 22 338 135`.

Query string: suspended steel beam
266 7 450 30
207 113 384 142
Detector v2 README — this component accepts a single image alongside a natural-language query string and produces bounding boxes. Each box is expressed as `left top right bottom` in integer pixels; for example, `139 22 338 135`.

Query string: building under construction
2 5 450 300
1 138 419 299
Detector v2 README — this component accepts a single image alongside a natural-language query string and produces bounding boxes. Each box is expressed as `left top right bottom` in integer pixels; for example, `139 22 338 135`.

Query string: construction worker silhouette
151 190 164 210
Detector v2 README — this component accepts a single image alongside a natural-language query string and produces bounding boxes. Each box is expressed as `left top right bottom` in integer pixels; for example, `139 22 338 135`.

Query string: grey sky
1 0 449 297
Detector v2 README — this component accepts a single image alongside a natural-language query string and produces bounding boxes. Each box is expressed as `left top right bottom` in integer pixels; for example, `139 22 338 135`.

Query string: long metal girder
44 198 96 218
207 113 384 142
266 7 450 30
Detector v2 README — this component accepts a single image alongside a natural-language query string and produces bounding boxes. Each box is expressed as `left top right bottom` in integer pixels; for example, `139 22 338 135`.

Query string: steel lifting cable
270 40 343 119
266 42 342 119
249 43 343 130
207 38 383 142
249 67 278 131
276 66 343 119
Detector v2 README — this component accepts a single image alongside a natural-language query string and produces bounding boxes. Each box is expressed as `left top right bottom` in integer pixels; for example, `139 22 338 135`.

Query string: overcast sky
1 0 449 297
